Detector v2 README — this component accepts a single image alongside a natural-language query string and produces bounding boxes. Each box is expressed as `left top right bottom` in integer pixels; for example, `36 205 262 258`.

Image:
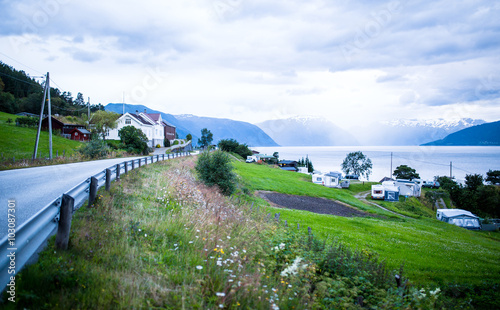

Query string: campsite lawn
234 161 500 286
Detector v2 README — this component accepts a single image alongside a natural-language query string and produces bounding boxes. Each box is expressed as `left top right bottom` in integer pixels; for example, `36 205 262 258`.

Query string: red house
70 128 91 141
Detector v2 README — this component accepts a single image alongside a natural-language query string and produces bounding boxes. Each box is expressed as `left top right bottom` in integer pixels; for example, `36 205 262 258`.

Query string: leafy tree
186 133 192 141
273 152 279 161
90 110 119 140
195 150 236 195
341 151 372 180
74 92 85 106
393 165 420 180
218 138 252 159
118 125 149 155
198 128 213 149
486 170 500 185
465 174 484 192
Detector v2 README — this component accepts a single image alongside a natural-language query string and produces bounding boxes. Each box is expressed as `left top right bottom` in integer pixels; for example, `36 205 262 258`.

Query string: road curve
0 156 144 238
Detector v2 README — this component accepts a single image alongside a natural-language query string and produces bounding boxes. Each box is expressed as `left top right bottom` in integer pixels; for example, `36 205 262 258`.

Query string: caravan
395 179 422 197
436 209 481 230
371 184 400 201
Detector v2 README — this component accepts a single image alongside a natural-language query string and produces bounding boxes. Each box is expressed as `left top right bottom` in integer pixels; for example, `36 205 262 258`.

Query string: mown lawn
0 111 83 160
234 161 500 286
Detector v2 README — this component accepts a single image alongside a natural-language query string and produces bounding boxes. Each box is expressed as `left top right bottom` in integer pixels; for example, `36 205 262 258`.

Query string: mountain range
351 118 487 146
257 116 359 146
423 120 500 146
104 103 278 147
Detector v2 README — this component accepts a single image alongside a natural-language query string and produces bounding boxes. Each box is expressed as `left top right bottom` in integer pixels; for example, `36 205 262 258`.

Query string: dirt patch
257 191 372 218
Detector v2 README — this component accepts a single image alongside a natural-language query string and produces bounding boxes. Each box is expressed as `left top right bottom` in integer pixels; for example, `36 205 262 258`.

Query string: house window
105 129 110 136
125 119 131 125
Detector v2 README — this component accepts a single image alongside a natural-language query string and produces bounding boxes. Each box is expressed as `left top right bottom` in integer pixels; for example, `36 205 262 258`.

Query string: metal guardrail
0 151 191 290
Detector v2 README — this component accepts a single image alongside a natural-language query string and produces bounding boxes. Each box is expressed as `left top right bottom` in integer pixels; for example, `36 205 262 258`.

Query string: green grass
0 111 83 160
233 161 395 218
234 161 500 286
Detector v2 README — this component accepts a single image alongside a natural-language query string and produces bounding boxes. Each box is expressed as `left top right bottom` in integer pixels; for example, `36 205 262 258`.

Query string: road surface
0 156 144 238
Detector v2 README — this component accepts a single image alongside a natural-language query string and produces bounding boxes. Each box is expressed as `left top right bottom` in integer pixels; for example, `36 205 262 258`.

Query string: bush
15 116 38 127
78 139 110 159
173 140 179 146
156 144 161 148
218 138 252 159
118 126 149 155
195 150 236 195
164 138 170 147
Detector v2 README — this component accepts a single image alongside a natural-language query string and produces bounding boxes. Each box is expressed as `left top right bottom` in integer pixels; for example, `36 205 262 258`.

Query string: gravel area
258 191 371 218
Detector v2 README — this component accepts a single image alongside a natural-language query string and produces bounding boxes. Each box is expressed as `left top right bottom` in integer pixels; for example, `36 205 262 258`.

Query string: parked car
422 180 440 188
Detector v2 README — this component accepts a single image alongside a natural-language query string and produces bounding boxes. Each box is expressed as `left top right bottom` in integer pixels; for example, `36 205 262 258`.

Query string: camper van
436 209 481 230
395 179 422 197
371 184 400 201
371 185 385 200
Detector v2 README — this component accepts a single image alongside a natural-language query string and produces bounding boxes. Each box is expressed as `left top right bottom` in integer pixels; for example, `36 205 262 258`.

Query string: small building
41 116 85 138
395 179 422 197
323 171 343 188
70 128 91 141
279 160 298 172
312 171 324 185
436 209 481 230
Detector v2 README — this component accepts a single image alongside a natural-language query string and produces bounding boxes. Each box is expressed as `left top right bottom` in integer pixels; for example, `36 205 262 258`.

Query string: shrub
173 140 179 146
195 150 236 195
164 138 170 147
156 144 161 148
78 139 110 159
218 138 252 159
118 126 149 155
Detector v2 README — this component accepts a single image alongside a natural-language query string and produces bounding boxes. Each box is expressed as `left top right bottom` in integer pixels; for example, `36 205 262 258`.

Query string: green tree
465 174 484 192
186 133 192 141
118 125 149 155
486 170 500 185
341 151 372 180
195 150 236 195
393 165 420 180
90 110 119 140
273 152 279 161
74 92 85 106
198 128 213 149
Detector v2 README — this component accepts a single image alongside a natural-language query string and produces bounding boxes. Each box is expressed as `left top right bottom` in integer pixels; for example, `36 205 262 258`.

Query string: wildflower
196 266 203 270
219 304 224 308
216 292 226 297
430 288 441 296
280 257 307 277
189 241 194 244
145 234 147 237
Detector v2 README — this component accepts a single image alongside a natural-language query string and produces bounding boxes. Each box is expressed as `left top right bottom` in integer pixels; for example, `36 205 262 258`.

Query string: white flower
196 266 203 270
144 234 147 237
216 292 226 297
280 257 308 277
430 288 441 296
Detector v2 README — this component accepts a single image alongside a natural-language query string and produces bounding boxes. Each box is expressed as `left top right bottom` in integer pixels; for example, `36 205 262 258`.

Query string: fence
0 152 191 290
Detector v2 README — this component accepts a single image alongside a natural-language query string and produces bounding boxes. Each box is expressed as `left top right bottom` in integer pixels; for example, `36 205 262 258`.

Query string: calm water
252 146 500 183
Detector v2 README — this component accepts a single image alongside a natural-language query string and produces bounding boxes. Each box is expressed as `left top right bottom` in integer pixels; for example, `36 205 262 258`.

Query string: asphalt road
0 156 144 238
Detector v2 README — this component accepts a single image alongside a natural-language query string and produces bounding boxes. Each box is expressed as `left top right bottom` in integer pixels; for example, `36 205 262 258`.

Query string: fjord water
252 146 500 183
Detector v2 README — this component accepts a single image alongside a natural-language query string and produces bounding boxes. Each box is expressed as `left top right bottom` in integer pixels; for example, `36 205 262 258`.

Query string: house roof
279 160 297 165
129 113 153 125
379 177 395 183
161 121 176 128
146 113 161 122
280 167 298 171
70 128 91 134
325 171 342 178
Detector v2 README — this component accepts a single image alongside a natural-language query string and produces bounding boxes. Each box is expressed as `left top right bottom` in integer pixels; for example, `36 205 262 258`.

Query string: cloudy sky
1 0 499 128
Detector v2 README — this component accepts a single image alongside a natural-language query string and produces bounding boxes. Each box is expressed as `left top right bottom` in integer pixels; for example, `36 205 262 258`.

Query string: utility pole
390 152 393 178
450 161 452 179
88 97 90 124
33 74 48 160
47 72 52 159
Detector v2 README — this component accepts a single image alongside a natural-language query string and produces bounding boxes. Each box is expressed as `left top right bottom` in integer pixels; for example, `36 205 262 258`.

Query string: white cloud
0 0 499 128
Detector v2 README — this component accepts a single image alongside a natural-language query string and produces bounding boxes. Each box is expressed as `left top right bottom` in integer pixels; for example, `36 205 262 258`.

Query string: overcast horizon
1 0 499 129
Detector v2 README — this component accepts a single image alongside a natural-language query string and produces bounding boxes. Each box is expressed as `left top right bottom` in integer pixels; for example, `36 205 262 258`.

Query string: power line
0 71 42 87
0 51 45 76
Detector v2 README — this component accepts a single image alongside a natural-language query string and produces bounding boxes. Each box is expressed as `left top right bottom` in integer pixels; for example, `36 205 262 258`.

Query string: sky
1 0 499 128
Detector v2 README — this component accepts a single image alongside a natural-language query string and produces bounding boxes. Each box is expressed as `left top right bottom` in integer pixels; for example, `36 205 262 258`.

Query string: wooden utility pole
390 152 393 177
450 161 453 179
47 72 52 159
33 73 53 160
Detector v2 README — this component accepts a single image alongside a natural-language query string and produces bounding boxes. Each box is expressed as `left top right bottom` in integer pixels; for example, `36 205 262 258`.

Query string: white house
107 110 165 147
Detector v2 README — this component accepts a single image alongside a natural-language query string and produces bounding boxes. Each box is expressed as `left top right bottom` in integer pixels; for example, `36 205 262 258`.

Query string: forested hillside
0 62 104 116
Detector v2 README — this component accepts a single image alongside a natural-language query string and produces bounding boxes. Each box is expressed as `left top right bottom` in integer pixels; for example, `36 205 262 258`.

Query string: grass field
234 160 500 286
0 111 83 160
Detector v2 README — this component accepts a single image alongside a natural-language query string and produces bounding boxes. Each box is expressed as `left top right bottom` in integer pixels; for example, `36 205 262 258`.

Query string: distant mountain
352 118 486 146
257 116 359 146
422 120 500 146
105 103 278 147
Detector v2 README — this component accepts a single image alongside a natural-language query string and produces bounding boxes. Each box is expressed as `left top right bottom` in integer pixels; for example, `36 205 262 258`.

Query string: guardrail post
105 168 112 191
151 155 154 163
157 154 159 162
116 164 120 181
56 194 74 250
88 176 98 208
138 159 141 167
162 154 165 160
124 161 128 174
132 160 135 170
145 157 148 165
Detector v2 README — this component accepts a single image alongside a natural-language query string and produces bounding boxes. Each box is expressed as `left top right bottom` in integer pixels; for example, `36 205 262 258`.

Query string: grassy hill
3 156 498 308
233 161 499 285
0 111 83 160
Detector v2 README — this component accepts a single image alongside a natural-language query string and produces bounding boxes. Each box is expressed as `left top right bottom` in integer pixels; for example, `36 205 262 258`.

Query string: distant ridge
257 116 359 146
422 120 500 146
105 103 278 147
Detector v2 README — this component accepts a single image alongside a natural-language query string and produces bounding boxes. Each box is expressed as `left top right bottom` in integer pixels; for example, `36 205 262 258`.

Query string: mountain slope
105 103 278 147
352 118 486 146
422 120 500 146
257 116 359 146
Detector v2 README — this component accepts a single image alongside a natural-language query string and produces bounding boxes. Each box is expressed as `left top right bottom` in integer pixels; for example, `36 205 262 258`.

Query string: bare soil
257 191 372 218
